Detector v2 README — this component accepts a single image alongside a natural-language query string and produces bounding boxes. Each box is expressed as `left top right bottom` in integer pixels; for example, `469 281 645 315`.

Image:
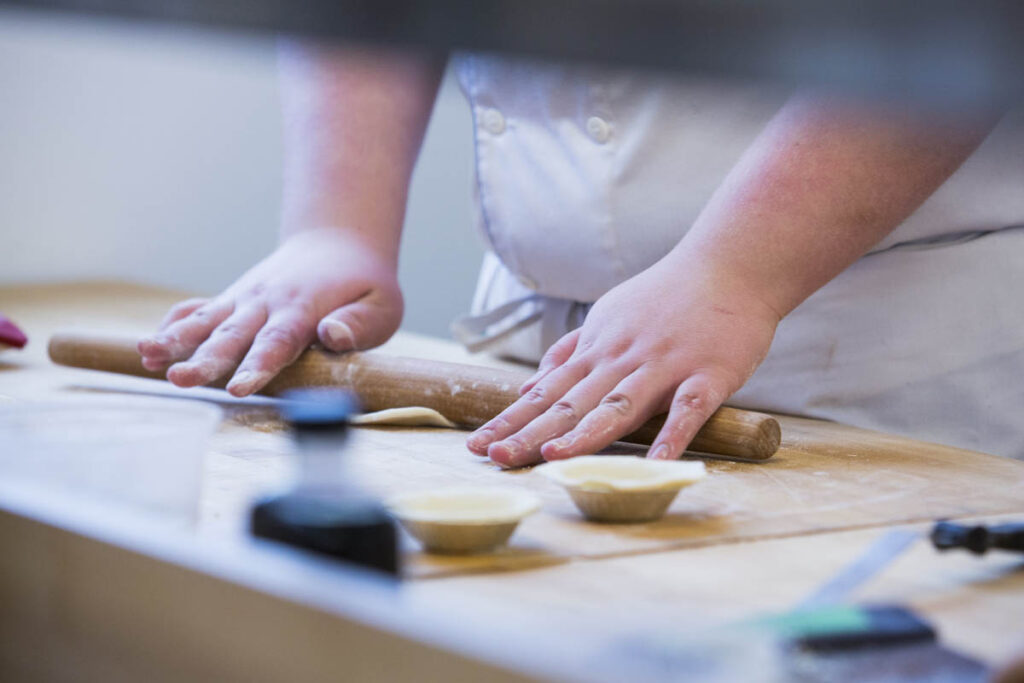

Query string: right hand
138 228 403 397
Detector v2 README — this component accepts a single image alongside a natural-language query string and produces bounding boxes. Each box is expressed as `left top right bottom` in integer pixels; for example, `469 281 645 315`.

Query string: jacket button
586 116 611 143
482 108 506 135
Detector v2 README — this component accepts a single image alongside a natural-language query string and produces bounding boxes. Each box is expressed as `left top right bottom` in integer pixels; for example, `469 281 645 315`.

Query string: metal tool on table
767 519 1024 651
759 519 1020 653
795 529 922 614
249 388 400 576
615 527 990 682
756 526 993 681
47 330 783 461
760 529 937 651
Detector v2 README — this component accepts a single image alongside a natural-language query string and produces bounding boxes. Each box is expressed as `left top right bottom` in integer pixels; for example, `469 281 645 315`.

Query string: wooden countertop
2 281 1023 679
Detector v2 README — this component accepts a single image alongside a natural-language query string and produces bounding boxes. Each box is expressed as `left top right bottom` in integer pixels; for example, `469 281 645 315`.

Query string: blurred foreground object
931 520 1024 555
4 0 1024 102
995 649 1024 683
0 396 221 525
250 388 401 575
0 314 27 350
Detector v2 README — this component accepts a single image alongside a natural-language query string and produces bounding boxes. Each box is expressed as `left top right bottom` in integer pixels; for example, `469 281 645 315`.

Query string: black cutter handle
931 520 1024 555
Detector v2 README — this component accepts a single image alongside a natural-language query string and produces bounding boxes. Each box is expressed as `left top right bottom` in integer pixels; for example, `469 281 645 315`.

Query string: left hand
466 257 780 468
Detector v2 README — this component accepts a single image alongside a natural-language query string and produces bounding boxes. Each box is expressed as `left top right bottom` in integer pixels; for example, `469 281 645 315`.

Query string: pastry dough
387 487 541 554
537 456 706 492
228 405 458 433
351 406 457 429
388 487 540 523
536 456 706 523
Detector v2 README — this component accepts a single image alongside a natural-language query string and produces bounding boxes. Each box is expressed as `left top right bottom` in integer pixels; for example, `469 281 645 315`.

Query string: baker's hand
138 228 402 396
466 260 779 467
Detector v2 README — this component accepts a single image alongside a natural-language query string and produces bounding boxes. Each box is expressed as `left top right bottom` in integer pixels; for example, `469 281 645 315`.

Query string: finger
226 309 317 396
138 299 233 365
519 329 581 396
158 297 208 331
541 365 667 461
165 305 268 388
467 358 591 457
140 298 209 368
317 289 400 353
141 353 172 373
648 374 726 460
488 367 625 468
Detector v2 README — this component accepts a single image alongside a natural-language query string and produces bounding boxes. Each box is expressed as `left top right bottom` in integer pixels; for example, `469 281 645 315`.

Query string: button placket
585 77 628 282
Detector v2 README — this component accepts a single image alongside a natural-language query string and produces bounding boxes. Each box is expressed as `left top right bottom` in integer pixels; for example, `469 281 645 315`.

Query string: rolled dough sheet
351 407 457 429
226 405 462 433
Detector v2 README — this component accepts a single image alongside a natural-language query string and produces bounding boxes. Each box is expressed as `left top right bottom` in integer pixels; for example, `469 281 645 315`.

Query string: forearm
668 95 998 318
279 41 445 263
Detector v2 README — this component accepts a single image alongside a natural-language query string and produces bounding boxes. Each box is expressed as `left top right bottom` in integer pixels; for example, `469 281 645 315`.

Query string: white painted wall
0 8 484 338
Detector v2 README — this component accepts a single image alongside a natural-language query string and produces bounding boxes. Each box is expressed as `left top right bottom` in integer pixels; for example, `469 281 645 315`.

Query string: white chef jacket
451 53 1024 458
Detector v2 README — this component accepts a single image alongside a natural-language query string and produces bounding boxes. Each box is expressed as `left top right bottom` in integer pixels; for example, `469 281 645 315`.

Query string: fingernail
138 337 163 356
546 438 568 452
321 319 355 349
168 362 198 385
151 334 183 357
541 439 568 461
649 444 671 460
500 441 521 458
490 441 523 465
467 428 493 446
228 370 254 389
228 370 268 395
186 361 221 383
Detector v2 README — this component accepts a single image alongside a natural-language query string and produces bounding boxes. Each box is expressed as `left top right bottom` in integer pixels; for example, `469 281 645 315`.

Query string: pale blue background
0 7 484 338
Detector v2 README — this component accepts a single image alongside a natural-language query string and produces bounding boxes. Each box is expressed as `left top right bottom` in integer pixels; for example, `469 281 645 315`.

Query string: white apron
450 53 1024 458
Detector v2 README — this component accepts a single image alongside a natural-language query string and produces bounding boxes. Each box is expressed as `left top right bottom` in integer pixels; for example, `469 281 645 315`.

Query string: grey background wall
0 7 484 338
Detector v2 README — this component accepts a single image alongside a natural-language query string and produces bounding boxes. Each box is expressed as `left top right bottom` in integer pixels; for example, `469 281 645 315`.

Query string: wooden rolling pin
48 331 781 461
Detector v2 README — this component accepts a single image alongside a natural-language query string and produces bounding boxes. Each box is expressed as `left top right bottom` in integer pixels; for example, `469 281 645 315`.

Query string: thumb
317 289 402 352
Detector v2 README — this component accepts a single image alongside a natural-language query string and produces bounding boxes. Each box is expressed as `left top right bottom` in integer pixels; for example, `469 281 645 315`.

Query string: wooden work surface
3 281 1024 672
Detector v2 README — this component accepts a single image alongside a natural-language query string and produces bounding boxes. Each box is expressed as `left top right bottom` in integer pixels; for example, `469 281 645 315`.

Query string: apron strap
451 294 543 353
452 293 592 354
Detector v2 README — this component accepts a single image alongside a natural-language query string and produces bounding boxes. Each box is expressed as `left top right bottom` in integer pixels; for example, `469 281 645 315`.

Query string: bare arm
471 95 996 467
677 95 996 319
279 42 444 260
139 45 444 396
